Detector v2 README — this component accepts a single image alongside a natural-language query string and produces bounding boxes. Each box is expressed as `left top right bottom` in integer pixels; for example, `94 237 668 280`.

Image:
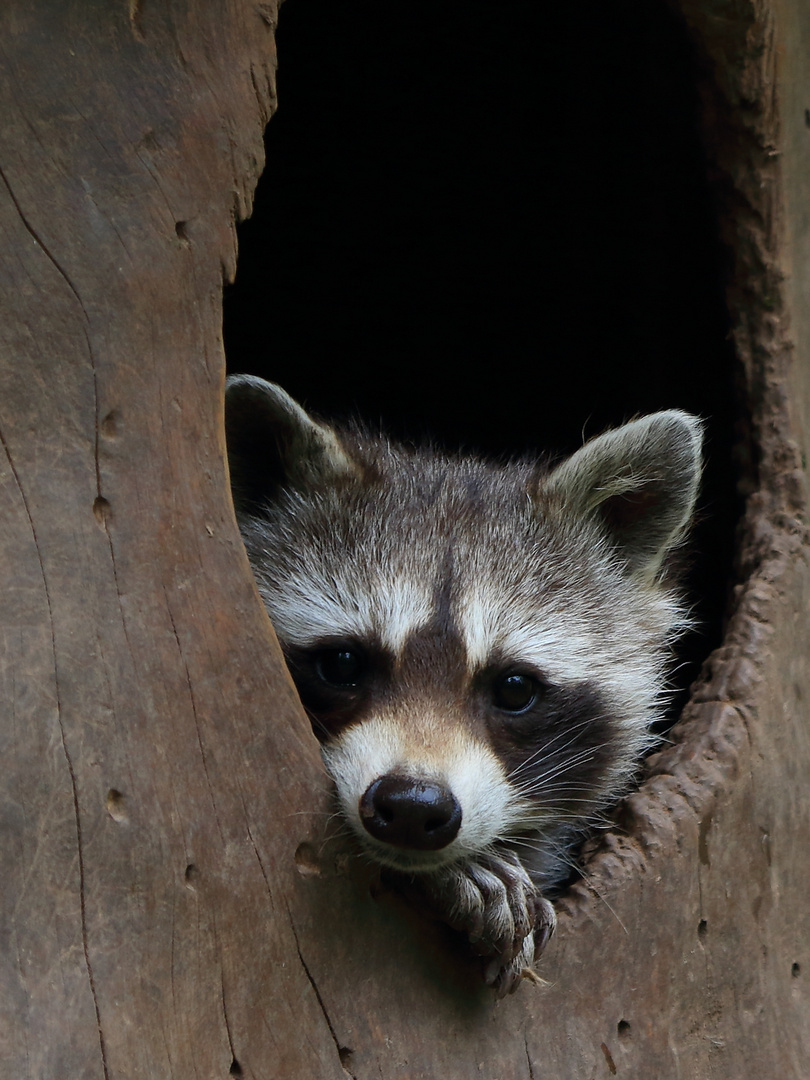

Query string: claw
491 929 541 998
400 851 555 994
533 897 557 958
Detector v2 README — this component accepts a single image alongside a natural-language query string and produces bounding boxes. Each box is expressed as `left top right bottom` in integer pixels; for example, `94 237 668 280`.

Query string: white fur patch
374 576 435 653
458 588 598 683
321 714 529 873
262 570 433 653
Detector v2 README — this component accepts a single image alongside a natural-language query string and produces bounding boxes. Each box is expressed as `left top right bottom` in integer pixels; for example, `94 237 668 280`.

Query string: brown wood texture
0 4 345 1078
1 1 808 1078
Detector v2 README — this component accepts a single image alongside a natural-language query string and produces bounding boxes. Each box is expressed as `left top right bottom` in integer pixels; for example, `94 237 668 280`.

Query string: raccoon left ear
225 375 356 509
544 410 703 580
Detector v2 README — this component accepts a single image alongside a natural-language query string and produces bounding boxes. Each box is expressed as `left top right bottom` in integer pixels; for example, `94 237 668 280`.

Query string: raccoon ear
544 410 703 580
225 375 356 508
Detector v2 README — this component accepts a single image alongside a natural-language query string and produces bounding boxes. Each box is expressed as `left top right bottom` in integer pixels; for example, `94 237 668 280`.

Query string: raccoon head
226 376 702 883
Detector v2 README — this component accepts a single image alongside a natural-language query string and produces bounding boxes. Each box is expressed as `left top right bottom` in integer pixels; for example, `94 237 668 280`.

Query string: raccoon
225 375 702 994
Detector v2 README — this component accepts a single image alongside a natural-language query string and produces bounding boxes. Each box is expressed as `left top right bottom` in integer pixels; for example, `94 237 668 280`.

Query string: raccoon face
226 376 702 885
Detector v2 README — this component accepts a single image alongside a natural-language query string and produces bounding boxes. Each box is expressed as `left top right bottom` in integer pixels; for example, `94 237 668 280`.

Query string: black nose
359 775 462 851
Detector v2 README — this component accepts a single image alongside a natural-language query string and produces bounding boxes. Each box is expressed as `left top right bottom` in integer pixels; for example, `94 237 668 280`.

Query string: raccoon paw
426 851 555 980
484 895 557 998
460 854 536 960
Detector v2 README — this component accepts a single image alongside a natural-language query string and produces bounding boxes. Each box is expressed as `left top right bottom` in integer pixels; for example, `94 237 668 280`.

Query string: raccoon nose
359 775 462 851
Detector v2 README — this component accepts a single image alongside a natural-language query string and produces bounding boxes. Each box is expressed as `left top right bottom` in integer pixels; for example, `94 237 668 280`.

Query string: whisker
508 714 615 778
512 741 614 790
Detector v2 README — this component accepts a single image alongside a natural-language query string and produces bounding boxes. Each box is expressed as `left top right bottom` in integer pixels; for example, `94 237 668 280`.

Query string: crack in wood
524 1034 535 1079
0 164 89 317
2 156 138 675
0 425 110 1079
235 786 276 910
163 588 226 843
288 912 357 1079
219 965 238 1072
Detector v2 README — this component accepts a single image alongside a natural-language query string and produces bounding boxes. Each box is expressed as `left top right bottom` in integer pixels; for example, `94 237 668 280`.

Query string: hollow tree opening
224 1 739 700
2 0 807 1073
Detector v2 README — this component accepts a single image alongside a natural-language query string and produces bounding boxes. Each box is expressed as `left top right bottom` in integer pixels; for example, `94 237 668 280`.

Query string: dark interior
223 0 741 714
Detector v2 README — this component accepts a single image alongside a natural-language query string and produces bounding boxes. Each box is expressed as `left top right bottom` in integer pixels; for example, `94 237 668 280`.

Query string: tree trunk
1 2 807 1078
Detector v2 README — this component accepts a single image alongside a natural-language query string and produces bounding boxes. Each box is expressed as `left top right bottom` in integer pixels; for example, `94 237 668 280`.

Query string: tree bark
1 1 808 1078
0 4 343 1077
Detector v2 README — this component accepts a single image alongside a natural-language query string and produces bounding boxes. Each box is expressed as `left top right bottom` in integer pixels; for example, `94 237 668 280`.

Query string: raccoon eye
493 672 539 713
315 648 365 688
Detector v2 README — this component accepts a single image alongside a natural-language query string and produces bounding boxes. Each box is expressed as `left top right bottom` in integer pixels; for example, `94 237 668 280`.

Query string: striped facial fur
226 375 702 994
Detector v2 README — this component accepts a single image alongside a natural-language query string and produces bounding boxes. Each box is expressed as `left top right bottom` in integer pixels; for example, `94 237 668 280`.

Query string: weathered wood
0 4 344 1077
1 0 808 1077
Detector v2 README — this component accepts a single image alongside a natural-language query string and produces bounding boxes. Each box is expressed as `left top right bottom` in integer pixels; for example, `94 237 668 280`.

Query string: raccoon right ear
543 410 703 582
225 375 356 509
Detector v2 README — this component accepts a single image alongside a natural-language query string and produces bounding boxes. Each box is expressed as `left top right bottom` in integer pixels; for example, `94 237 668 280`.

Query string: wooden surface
0 5 345 1077
1 1 808 1077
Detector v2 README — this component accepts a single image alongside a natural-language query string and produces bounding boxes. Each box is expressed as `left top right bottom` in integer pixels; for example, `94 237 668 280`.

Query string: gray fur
225 375 702 994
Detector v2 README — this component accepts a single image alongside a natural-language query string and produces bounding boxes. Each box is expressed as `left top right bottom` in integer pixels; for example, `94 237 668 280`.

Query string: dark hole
792 962 801 978
617 1019 631 1039
224 0 740 718
698 918 708 937
229 1059 243 1077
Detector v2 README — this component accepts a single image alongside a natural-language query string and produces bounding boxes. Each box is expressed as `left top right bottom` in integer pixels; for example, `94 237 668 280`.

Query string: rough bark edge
555 0 808 929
